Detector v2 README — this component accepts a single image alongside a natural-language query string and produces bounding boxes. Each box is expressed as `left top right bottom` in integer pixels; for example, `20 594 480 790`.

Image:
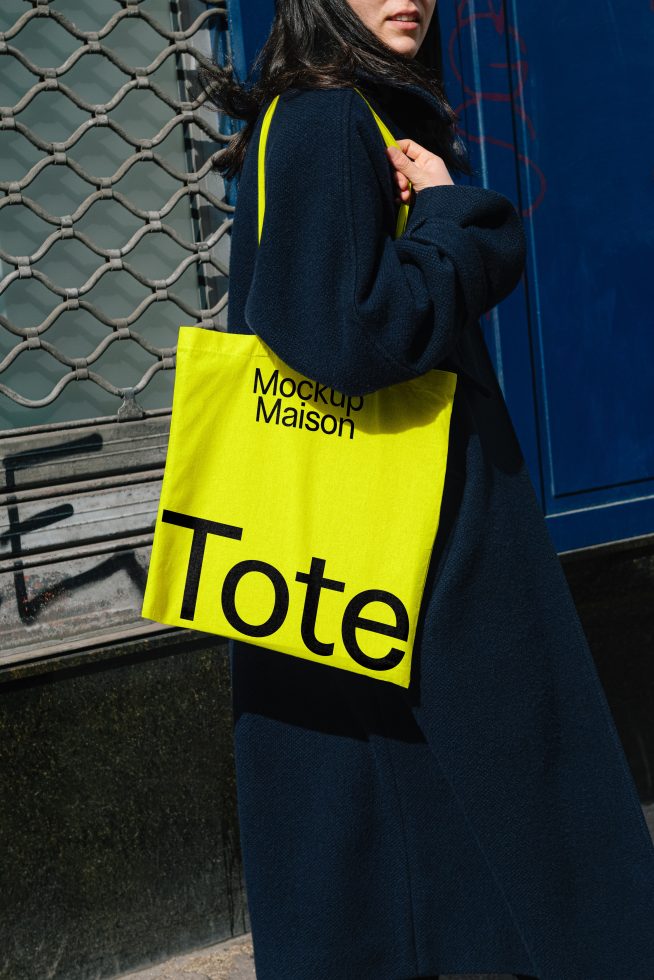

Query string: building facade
1 2 652 976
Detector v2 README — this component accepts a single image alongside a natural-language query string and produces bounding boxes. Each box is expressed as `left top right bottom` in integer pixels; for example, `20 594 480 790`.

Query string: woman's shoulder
262 85 376 139
257 84 392 185
273 83 367 116
277 83 388 131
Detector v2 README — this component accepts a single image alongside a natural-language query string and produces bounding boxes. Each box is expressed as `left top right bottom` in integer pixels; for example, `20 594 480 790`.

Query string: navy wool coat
225 69 654 980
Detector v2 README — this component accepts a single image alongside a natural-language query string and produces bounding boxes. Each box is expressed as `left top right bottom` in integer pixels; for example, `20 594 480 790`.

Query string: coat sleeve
244 87 526 396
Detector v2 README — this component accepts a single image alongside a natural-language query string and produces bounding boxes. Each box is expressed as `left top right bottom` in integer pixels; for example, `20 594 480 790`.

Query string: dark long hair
197 0 472 180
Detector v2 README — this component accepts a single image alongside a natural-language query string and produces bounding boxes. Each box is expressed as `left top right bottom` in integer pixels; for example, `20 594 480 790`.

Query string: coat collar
352 64 448 119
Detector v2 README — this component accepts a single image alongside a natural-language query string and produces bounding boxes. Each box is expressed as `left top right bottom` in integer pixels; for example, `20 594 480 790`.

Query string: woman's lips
387 17 420 29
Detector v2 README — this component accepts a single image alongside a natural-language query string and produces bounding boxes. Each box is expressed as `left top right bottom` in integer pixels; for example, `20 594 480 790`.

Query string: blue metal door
229 0 654 554
437 1 654 553
227 0 274 80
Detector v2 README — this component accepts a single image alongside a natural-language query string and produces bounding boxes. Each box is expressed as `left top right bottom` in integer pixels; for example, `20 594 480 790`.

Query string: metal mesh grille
0 0 232 427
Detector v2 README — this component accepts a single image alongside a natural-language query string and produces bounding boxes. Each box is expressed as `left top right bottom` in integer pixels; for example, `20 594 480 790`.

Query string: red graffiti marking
448 0 547 218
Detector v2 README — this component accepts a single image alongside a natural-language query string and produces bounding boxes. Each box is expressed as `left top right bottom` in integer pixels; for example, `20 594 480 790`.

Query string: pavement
116 935 518 980
118 933 256 980
118 805 654 980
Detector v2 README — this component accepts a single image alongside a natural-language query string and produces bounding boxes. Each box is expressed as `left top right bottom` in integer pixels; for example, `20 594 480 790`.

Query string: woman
200 2 654 978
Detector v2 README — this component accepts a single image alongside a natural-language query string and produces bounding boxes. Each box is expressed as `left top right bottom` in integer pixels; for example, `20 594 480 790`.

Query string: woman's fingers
393 137 428 161
386 144 418 183
393 138 441 171
386 137 455 190
392 165 411 203
394 170 409 191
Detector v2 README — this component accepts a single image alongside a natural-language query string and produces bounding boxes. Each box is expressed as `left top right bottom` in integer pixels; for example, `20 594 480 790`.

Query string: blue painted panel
436 2 544 498
220 0 275 203
439 1 654 552
509 2 654 497
227 0 275 79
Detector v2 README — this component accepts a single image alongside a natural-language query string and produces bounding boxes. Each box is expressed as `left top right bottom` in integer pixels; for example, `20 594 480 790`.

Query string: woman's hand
386 138 454 205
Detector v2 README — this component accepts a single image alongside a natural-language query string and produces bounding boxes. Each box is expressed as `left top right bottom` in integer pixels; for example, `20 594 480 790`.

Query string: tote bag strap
257 88 411 246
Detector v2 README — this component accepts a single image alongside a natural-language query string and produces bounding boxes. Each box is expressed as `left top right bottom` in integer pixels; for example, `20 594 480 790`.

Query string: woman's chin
383 35 420 57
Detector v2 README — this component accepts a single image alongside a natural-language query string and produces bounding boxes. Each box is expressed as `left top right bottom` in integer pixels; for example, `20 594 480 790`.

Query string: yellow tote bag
141 88 457 689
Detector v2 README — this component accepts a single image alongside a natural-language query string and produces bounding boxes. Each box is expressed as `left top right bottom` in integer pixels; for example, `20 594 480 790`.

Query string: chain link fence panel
0 0 233 430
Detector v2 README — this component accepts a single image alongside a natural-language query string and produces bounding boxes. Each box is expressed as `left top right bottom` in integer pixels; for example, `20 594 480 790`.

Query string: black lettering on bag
314 382 329 405
281 405 298 427
279 376 296 397
222 559 289 638
253 367 278 395
341 589 409 671
162 509 242 621
338 417 354 440
304 409 320 432
256 395 281 423
295 557 345 657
